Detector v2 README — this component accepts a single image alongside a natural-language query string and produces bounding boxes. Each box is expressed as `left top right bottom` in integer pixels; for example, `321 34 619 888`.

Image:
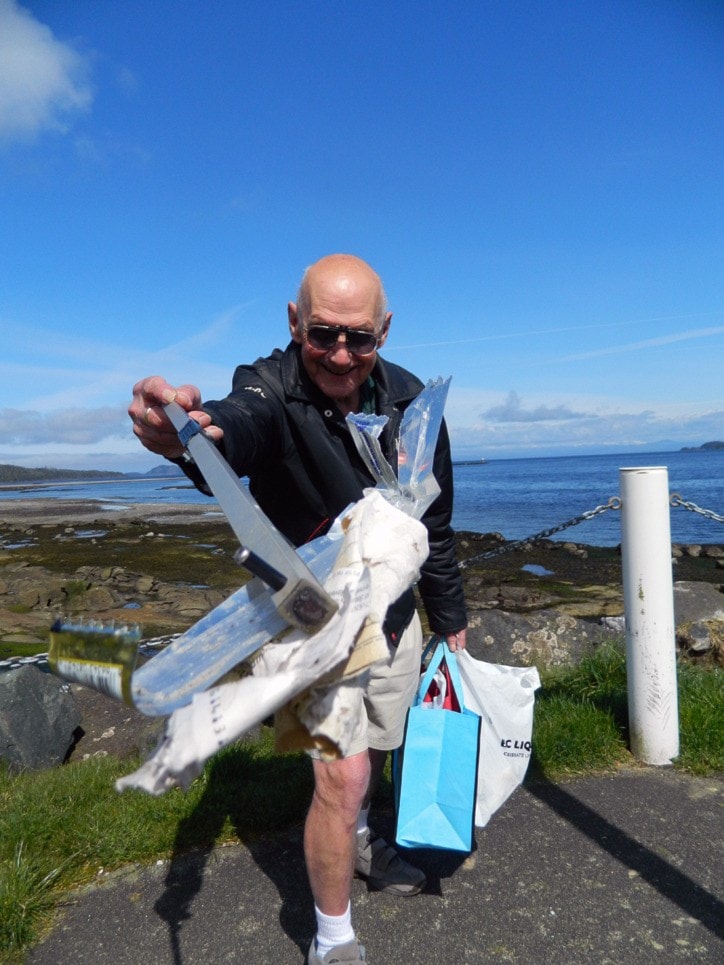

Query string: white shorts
308 612 423 760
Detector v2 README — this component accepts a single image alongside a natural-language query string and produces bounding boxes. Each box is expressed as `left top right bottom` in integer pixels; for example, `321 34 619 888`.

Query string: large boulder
464 582 724 669
0 665 81 772
673 581 724 624
465 608 610 668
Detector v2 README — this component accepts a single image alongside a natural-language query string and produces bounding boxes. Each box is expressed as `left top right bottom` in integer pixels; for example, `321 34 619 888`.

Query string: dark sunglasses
304 324 380 357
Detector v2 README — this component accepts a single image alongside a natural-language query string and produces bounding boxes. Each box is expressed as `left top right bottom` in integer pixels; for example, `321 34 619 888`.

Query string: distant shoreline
0 476 192 493
0 497 222 526
680 441 724 452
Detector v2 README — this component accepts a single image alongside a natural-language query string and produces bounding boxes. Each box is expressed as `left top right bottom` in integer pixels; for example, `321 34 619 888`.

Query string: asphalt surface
26 768 723 964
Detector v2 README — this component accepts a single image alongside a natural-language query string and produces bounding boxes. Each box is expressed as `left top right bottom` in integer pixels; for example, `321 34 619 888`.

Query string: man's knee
312 750 370 816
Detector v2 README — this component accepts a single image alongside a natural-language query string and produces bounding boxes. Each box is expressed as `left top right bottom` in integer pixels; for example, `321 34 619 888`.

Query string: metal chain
0 635 175 674
459 496 622 569
670 493 724 524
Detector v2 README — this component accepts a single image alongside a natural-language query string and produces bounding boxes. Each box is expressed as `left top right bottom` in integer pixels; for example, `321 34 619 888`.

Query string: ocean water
451 450 723 546
1 450 722 548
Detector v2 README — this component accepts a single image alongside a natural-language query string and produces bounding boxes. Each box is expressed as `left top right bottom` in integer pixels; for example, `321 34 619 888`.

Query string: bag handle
416 635 467 712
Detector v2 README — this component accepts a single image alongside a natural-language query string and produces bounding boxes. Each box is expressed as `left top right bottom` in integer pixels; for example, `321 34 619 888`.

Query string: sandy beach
0 497 225 527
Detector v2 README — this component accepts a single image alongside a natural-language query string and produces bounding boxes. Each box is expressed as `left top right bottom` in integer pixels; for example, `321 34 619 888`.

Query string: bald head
288 253 393 414
296 254 388 329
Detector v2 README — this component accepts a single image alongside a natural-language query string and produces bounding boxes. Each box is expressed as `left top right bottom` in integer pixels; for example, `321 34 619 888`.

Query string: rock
0 665 81 772
463 582 561 612
465 608 610 668
676 620 721 654
135 575 156 594
673 581 724 624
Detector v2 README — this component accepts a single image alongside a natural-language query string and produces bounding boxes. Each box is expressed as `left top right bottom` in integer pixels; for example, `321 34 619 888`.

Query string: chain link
670 493 724 524
459 496 622 569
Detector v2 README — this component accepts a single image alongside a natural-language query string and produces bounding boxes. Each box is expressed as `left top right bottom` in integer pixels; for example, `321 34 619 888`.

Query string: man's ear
288 302 303 343
376 311 393 349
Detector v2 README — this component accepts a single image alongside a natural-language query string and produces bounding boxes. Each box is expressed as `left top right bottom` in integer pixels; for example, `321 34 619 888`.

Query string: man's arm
417 420 468 651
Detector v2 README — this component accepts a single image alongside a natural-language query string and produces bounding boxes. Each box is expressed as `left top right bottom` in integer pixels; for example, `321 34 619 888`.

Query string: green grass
0 643 721 957
530 641 723 779
0 841 64 955
677 659 724 773
530 641 631 778
0 642 47 661
0 729 313 955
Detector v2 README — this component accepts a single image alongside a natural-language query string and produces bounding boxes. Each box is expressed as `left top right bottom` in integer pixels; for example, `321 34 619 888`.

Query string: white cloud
0 0 93 144
446 386 724 458
482 390 589 423
449 407 724 458
0 406 128 446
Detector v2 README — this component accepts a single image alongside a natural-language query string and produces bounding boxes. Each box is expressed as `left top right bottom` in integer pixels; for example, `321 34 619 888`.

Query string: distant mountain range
0 463 185 484
679 441 724 452
2 441 722 486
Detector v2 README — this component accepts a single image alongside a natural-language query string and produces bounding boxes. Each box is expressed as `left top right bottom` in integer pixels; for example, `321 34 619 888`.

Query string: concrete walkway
27 769 723 964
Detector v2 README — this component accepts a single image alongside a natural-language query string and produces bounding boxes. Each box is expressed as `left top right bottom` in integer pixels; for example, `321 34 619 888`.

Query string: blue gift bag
394 638 481 853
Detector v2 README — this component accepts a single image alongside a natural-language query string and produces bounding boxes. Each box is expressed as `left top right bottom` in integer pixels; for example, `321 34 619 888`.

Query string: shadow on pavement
526 777 724 940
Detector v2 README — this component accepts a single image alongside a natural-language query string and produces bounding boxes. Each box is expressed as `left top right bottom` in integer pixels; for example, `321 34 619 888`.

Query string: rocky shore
1 497 722 766
2 496 722 655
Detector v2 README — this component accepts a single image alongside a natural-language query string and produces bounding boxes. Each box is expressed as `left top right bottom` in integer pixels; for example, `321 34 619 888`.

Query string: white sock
356 806 370 836
314 902 355 958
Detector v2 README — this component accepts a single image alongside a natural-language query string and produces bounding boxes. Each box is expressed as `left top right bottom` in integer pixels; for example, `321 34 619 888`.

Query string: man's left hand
445 629 467 652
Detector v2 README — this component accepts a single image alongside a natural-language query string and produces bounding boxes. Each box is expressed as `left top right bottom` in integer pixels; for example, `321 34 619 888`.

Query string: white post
619 467 679 765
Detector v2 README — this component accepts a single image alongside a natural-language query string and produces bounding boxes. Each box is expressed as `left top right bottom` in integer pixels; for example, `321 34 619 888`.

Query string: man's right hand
128 376 223 458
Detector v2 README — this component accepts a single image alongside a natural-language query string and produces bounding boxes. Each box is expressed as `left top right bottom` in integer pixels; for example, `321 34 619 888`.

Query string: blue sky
1 0 722 472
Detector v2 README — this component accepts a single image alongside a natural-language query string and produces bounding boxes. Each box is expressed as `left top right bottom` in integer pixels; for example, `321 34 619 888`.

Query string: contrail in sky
387 312 723 351
556 326 724 362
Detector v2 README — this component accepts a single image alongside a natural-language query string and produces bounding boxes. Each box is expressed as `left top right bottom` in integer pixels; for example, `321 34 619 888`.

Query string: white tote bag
456 650 541 827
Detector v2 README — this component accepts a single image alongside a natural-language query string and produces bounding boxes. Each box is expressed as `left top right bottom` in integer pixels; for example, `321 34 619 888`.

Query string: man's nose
328 336 353 360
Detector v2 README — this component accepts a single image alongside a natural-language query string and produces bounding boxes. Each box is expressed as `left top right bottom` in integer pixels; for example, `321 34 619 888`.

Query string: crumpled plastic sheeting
116 489 429 795
346 376 450 520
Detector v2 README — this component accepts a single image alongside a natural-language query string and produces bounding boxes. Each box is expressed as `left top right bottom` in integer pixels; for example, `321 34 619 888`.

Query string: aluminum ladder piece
163 401 338 635
130 536 342 716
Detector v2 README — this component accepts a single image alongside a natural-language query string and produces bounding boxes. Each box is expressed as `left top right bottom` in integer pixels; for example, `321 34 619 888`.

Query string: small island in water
680 441 724 452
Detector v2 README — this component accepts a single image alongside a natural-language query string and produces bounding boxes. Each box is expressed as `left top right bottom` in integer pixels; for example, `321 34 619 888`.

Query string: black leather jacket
181 342 467 638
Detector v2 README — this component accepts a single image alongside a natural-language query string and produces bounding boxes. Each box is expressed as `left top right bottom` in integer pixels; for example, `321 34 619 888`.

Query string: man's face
288 262 391 412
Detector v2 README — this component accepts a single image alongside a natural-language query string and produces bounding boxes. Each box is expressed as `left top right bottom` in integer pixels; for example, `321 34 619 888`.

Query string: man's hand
128 376 223 458
445 628 467 652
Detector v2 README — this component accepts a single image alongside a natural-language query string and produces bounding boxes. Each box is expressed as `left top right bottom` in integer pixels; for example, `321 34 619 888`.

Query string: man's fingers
128 376 219 455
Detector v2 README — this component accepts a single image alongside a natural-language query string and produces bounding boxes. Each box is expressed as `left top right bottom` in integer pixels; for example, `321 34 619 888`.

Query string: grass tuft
676 661 724 774
0 841 64 952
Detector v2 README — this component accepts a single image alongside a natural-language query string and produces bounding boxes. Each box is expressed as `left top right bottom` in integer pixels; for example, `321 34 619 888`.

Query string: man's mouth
321 363 356 377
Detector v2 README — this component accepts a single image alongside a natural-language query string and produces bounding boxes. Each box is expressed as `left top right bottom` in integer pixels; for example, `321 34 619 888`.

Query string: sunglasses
304 324 380 357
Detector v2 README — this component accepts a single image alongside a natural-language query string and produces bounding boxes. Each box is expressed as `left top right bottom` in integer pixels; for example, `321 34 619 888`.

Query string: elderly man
129 254 467 964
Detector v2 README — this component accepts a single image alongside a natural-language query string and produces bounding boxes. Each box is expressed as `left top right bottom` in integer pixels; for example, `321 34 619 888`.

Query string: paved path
28 769 723 964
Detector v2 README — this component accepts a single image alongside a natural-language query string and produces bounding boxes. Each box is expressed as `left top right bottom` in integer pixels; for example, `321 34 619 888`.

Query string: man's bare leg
305 750 371 914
